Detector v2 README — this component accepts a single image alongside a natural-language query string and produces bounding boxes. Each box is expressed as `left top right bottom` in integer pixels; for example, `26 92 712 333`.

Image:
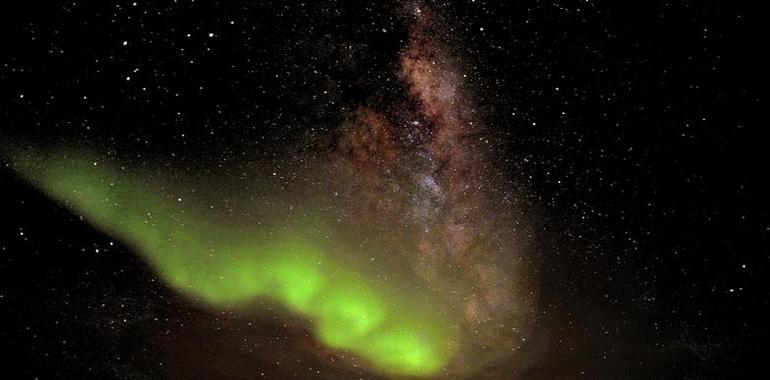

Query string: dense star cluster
0 0 765 379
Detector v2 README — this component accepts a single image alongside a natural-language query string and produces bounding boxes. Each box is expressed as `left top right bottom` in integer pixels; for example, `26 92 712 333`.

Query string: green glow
7 149 456 376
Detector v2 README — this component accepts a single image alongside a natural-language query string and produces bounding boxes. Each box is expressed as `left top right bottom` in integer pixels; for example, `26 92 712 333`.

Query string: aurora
8 148 458 377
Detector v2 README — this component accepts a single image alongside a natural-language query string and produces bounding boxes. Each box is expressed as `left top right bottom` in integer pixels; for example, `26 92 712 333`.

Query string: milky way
327 3 539 374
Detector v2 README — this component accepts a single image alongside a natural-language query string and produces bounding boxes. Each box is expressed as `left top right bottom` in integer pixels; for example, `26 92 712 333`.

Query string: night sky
0 0 766 379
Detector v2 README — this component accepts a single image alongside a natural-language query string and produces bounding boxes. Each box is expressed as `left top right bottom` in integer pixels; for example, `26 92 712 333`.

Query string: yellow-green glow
8 149 456 377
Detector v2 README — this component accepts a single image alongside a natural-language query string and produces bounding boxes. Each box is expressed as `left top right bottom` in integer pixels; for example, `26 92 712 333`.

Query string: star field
0 0 766 379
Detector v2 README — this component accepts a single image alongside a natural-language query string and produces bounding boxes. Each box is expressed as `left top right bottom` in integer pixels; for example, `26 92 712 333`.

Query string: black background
1 0 766 378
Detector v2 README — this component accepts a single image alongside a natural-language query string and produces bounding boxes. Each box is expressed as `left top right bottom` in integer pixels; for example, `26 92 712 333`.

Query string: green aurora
7 148 459 377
